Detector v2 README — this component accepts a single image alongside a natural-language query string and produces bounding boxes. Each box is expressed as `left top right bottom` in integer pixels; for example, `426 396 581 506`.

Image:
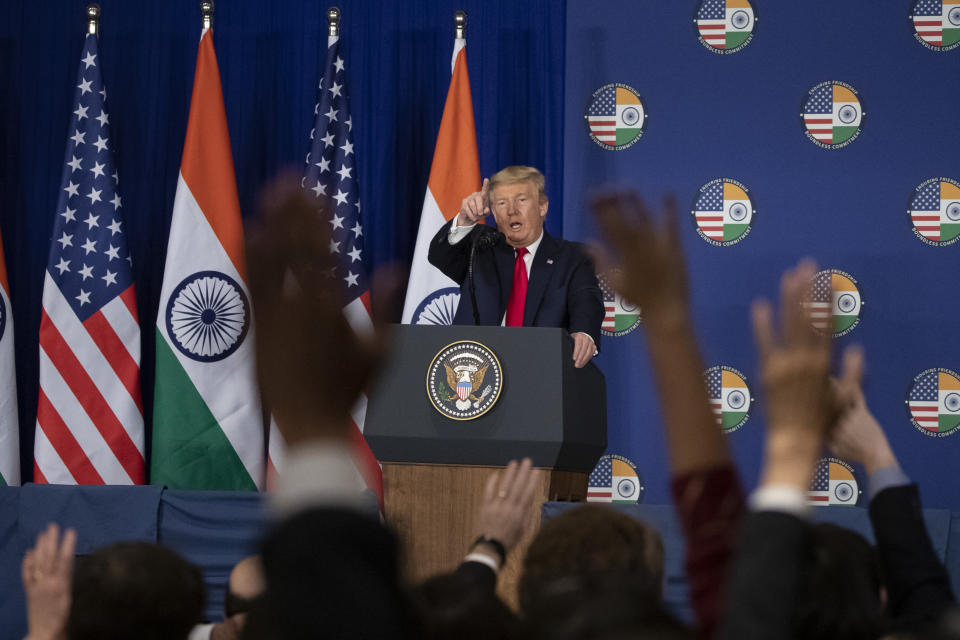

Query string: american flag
808 459 832 504
704 367 724 426
909 370 941 432
910 181 943 241
299 33 382 505
804 270 831 331
694 182 725 241
587 455 614 501
598 273 617 332
587 85 618 145
34 33 144 484
697 0 727 48
802 84 834 144
913 0 944 46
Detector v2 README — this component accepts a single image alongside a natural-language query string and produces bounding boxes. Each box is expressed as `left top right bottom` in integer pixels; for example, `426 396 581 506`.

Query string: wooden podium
365 326 607 605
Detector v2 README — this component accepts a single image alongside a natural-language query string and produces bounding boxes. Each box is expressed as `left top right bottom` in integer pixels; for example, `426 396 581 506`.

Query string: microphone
468 226 504 325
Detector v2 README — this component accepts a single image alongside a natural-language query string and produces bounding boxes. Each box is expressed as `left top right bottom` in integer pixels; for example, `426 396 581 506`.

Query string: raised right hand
457 178 490 226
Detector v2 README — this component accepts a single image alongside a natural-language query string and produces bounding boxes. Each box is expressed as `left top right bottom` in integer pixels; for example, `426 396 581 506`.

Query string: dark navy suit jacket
427 219 604 347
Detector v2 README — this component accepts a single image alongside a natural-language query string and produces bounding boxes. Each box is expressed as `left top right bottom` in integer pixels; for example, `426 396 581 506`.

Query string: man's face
489 180 548 248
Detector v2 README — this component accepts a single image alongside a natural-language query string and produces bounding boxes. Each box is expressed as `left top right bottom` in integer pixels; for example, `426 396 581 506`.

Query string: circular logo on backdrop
808 457 861 506
800 81 864 149
587 454 644 503
908 178 960 246
412 287 460 325
585 83 647 151
598 269 642 337
691 178 755 246
906 368 960 437
704 365 753 432
910 0 960 51
166 271 250 362
694 0 757 54
803 269 864 337
427 341 503 420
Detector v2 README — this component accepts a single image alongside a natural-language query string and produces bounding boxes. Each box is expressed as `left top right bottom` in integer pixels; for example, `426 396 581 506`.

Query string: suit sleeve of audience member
719 510 809 640
428 218 478 285
671 464 745 639
565 247 604 347
869 483 956 634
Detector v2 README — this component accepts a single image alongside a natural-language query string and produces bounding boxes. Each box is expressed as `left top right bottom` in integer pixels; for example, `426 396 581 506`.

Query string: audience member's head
226 555 265 626
67 541 205 640
413 571 520 640
518 504 664 615
795 523 883 640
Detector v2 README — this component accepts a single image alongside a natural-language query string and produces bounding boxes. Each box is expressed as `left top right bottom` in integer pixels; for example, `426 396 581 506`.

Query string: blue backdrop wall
0 0 565 480
564 0 960 509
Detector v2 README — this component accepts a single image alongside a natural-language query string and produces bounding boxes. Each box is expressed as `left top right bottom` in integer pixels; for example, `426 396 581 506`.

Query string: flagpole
87 4 100 35
328 6 340 37
201 0 213 29
455 10 466 38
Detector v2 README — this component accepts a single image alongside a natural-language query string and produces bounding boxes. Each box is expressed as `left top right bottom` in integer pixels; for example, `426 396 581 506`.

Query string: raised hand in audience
750 259 863 490
467 458 539 571
21 523 76 640
247 175 389 444
828 364 898 475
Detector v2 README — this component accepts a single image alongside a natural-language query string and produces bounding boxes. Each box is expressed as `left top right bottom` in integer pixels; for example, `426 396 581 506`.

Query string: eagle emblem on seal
427 341 503 420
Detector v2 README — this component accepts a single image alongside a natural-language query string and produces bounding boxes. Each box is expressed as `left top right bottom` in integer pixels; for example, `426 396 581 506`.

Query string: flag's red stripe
349 421 383 512
587 491 612 497
912 215 941 221
33 463 47 484
36 389 104 484
40 311 144 483
913 20 941 25
804 118 832 123
120 286 139 320
808 495 829 502
84 311 144 414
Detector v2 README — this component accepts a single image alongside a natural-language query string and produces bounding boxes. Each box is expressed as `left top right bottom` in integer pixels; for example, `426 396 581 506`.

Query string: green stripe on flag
615 314 640 331
939 414 960 432
615 128 641 145
0 473 6 487
151 330 257 491
723 224 749 241
726 32 750 49
939 224 960 242
832 126 859 144
721 411 747 429
833 315 858 333
943 29 960 47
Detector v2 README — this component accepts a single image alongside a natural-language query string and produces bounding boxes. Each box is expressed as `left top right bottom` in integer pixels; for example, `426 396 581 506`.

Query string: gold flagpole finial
328 7 341 37
201 1 214 29
454 11 466 39
87 4 100 36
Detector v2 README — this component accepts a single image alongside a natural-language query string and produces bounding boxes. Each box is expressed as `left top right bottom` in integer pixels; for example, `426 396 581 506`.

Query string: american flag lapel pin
546 258 554 264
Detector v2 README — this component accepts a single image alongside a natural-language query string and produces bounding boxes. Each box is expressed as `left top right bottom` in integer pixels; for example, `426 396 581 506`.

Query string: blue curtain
0 0 566 480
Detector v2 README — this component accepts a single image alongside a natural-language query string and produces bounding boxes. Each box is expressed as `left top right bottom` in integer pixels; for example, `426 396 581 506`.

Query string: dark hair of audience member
412 571 520 640
519 504 664 615
523 573 694 640
67 542 205 640
795 523 883 640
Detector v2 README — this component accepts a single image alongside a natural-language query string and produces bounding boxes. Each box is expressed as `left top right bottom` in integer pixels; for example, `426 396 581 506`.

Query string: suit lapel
523 232 558 326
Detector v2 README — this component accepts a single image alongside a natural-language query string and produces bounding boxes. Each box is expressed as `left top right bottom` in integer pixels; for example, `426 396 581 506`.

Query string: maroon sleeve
671 464 746 638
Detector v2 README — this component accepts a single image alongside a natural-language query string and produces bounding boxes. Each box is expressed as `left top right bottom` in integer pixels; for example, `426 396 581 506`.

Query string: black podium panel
364 326 606 471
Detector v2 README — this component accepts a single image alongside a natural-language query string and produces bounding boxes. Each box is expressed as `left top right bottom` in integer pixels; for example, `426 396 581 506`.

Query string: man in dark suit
427 166 603 368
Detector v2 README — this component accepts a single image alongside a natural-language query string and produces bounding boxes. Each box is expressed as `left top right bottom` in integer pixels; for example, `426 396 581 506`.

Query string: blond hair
488 166 547 203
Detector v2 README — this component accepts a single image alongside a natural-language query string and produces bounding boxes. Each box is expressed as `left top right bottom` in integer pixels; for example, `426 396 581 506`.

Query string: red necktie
505 247 529 327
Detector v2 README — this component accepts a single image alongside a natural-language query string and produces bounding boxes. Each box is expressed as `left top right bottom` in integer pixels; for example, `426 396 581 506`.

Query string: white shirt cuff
448 221 476 244
463 552 501 574
748 484 810 519
270 440 370 518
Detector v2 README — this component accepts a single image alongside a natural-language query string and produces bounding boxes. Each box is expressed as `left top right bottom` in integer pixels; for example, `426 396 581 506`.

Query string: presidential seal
808 457 861 507
800 81 864 149
908 178 960 246
587 454 644 504
166 270 250 363
427 341 503 420
803 269 864 337
911 0 960 51
585 83 647 151
692 178 754 246
906 368 960 437
598 269 642 337
704 365 753 433
694 0 757 54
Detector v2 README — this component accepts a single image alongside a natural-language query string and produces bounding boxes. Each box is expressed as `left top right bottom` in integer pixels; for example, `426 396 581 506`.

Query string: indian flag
0 228 17 486
830 85 861 145
401 35 480 324
718 370 750 429
830 272 861 334
944 2 960 46
151 28 264 490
